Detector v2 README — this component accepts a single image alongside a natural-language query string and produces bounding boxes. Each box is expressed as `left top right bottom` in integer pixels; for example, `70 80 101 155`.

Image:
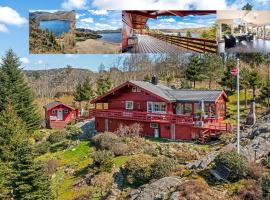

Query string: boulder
129 176 182 200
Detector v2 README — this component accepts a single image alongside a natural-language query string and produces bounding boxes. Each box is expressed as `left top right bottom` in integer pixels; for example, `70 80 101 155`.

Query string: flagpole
237 58 240 154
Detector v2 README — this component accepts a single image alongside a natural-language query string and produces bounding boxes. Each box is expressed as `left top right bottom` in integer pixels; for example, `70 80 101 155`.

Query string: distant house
90 76 232 143
44 101 77 129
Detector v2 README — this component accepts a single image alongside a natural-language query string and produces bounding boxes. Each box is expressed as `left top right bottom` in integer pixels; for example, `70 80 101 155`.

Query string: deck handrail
144 32 217 53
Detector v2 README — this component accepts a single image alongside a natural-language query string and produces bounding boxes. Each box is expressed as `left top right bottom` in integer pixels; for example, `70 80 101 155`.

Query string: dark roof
43 101 75 110
129 81 227 103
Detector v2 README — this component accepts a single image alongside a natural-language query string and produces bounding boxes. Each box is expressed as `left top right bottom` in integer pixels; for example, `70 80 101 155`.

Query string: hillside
29 11 75 22
158 27 211 34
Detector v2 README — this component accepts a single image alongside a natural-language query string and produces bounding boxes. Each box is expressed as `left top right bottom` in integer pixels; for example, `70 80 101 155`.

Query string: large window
125 101 133 110
147 102 166 113
184 103 192 114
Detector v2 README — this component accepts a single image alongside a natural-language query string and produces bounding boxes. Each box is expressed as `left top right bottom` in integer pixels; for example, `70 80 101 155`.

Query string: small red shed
43 101 76 129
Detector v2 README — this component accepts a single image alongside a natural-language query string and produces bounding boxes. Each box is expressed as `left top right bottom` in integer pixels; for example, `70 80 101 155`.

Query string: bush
65 125 83 140
220 132 235 144
151 156 177 179
50 140 70 152
114 123 142 137
143 145 159 157
214 152 249 182
261 172 270 197
91 132 119 148
123 154 154 186
91 172 113 197
260 156 270 169
236 179 263 200
247 163 267 180
34 141 51 155
110 142 129 156
92 150 114 173
43 158 58 175
32 130 45 142
48 131 67 144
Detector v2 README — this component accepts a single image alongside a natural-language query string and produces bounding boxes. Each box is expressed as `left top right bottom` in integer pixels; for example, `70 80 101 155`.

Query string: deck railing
145 32 217 53
89 109 194 125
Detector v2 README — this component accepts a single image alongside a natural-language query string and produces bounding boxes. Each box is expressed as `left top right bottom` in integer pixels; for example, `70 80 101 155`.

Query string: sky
148 14 216 29
76 10 122 30
0 0 270 71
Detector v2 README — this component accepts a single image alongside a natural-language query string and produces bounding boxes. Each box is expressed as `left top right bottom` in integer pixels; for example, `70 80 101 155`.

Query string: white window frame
150 123 158 128
132 87 141 93
147 102 166 114
64 109 69 114
51 110 56 114
125 101 133 110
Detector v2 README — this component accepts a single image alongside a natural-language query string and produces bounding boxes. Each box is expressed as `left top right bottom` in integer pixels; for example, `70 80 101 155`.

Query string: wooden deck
133 35 195 54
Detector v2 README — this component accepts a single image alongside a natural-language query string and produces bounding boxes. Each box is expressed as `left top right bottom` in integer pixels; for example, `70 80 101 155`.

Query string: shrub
34 141 50 155
48 131 67 144
151 156 177 179
91 132 119 148
43 158 58 175
236 179 263 200
220 132 235 144
143 145 159 157
114 123 142 137
214 152 249 182
123 154 154 186
50 140 70 152
32 130 45 142
261 172 270 196
92 150 114 173
110 143 129 156
260 156 270 169
65 125 83 140
247 163 267 180
91 172 113 197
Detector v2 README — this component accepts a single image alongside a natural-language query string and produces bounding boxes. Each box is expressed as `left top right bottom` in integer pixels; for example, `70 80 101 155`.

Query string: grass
113 156 130 168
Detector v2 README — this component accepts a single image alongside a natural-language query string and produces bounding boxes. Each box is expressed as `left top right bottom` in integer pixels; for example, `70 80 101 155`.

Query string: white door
154 128 159 138
57 110 63 121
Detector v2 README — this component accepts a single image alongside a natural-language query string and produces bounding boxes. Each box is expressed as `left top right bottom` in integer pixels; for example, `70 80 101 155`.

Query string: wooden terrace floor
133 34 195 54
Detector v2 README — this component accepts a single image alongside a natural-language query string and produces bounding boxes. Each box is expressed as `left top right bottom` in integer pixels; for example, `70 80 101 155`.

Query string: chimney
151 75 158 85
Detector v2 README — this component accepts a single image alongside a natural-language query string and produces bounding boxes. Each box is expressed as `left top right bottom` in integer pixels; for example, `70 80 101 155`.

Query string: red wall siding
122 11 133 49
108 86 166 111
47 105 73 122
160 123 171 139
175 124 193 140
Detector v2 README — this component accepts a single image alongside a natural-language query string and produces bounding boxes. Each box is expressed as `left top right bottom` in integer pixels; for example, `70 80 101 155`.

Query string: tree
0 49 41 131
202 53 223 89
237 52 267 67
240 68 251 109
247 70 263 100
0 160 12 199
73 83 84 107
219 58 237 92
0 103 27 162
82 76 94 101
242 3 253 10
96 75 113 96
12 142 54 200
261 78 270 106
185 55 204 88
185 30 192 38
201 31 209 39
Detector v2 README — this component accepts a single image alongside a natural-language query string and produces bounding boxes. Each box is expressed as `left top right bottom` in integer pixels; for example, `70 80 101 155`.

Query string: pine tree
219 58 237 91
247 70 263 100
0 103 27 162
82 76 94 101
12 142 54 200
74 83 84 108
185 55 204 88
0 49 41 131
261 78 270 106
185 30 192 38
96 75 113 96
0 160 12 199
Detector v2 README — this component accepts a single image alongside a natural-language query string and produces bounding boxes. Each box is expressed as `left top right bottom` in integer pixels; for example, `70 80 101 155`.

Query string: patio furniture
224 34 236 48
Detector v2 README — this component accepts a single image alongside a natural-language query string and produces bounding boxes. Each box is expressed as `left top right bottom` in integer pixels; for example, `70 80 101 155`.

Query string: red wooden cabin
44 101 77 129
90 77 232 143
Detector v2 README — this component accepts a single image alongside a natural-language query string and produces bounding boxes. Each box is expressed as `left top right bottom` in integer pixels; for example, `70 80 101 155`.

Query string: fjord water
98 33 122 43
39 20 71 36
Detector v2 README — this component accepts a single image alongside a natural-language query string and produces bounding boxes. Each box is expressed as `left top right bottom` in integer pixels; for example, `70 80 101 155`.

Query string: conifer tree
219 58 237 91
185 55 204 88
74 83 84 105
0 103 27 162
0 49 41 131
96 75 113 96
82 76 95 101
12 142 54 200
261 78 270 106
0 160 12 199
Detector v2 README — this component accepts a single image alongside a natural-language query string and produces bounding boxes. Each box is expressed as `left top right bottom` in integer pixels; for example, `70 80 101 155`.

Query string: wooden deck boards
134 35 195 54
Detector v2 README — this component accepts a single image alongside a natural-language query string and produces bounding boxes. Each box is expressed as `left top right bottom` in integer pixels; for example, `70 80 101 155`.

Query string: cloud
0 58 3 65
0 6 27 26
19 57 30 64
80 17 94 23
91 0 230 10
65 54 78 58
160 18 176 23
61 0 88 10
0 24 8 32
88 10 109 15
36 60 43 64
76 13 85 19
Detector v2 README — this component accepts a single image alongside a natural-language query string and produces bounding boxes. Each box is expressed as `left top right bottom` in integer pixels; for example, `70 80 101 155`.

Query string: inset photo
29 10 76 54
217 10 270 53
75 10 122 54
122 10 217 54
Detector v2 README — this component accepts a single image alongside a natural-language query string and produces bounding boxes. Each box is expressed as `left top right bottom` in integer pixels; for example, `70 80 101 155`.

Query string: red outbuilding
43 101 77 129
90 76 232 143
